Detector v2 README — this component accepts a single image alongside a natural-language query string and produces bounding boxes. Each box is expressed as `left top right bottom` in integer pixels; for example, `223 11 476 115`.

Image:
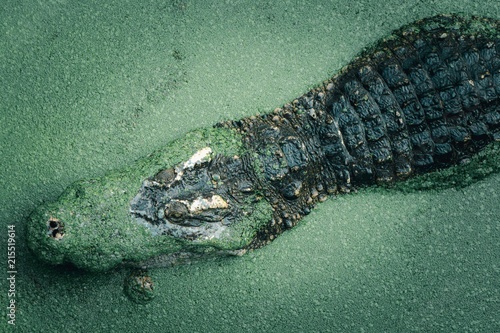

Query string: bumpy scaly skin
27 15 500 272
222 14 500 247
131 14 500 251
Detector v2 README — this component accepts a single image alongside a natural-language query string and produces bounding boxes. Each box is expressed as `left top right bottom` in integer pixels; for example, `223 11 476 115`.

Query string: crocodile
27 14 500 289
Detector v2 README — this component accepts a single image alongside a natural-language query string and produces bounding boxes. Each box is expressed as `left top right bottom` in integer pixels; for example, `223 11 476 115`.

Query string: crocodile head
130 147 262 242
27 132 273 272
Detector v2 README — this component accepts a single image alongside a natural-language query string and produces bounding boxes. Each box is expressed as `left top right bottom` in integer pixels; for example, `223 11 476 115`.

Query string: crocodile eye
153 168 176 184
164 201 188 223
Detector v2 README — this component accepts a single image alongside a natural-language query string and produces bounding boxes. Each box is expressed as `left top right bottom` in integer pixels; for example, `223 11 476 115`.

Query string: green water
1 1 499 332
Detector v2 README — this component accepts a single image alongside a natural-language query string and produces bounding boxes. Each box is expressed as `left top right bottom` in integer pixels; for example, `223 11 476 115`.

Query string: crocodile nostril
47 217 64 240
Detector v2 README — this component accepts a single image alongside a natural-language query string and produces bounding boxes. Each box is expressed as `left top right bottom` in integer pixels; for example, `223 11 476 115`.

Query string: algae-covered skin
27 127 273 271
27 14 500 273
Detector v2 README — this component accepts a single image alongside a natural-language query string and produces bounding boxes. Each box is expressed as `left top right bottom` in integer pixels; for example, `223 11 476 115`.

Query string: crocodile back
221 15 500 246
322 14 500 186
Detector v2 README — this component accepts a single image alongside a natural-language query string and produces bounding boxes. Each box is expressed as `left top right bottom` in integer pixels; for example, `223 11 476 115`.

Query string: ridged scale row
219 15 500 245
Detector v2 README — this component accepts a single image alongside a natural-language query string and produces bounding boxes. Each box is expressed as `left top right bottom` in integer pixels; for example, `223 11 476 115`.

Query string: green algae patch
26 127 273 272
391 141 500 192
